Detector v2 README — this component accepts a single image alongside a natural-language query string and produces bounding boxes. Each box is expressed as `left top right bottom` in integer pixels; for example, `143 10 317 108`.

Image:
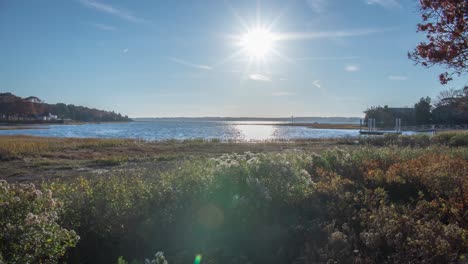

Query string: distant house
40 113 59 121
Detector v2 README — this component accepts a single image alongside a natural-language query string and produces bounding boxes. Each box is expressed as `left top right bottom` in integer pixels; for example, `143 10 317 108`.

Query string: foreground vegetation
1 133 468 263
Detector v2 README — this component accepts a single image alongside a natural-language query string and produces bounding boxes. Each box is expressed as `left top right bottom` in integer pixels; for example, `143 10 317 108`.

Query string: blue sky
1 0 466 117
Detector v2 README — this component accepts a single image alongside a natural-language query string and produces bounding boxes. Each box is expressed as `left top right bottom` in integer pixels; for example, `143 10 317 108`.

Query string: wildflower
44 189 53 199
300 169 311 178
49 198 57 208
25 213 39 225
34 190 43 198
329 231 347 245
345 153 351 160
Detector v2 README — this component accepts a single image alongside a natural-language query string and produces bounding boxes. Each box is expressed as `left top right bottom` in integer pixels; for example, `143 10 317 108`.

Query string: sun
239 27 277 59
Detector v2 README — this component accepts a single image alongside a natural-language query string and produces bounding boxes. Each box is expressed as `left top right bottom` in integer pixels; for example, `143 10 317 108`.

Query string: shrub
0 180 79 263
117 251 168 264
46 173 161 264
431 131 468 146
4 145 467 263
48 148 468 263
432 132 459 145
356 132 467 148
448 133 468 147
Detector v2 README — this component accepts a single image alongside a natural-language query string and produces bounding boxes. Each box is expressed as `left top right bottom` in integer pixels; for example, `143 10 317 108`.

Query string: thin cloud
295 56 360 61
153 93 186 97
313 80 322 89
84 22 116 31
123 48 129 53
366 0 401 8
272 92 295 96
279 78 288 81
388 75 408 81
276 28 395 40
345 65 360 72
78 0 145 23
169 57 213 70
306 0 328 13
249 74 271 82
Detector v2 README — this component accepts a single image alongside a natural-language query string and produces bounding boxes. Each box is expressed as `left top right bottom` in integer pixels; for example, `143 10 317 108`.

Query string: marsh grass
92 156 129 166
0 136 138 159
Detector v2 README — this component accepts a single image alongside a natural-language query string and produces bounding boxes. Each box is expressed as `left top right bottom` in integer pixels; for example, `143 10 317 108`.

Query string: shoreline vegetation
0 125 50 131
0 120 133 130
0 92 131 123
1 133 467 263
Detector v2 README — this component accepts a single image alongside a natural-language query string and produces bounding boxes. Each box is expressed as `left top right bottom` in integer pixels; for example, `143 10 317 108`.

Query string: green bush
448 133 468 147
0 181 79 263
46 172 160 263
432 132 459 145
4 145 468 263
431 131 468 146
356 133 465 147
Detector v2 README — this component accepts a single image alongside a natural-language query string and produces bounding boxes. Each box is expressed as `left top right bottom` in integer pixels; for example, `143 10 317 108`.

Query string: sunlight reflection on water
234 125 275 140
0 121 364 141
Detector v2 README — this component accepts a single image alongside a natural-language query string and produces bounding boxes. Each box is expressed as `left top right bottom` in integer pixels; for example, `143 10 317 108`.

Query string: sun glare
240 27 276 58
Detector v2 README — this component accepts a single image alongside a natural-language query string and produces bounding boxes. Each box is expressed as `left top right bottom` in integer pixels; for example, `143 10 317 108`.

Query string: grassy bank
0 125 50 131
0 134 467 263
0 136 350 182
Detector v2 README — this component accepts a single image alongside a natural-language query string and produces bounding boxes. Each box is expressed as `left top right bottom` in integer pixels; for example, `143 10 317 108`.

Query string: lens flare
194 254 202 264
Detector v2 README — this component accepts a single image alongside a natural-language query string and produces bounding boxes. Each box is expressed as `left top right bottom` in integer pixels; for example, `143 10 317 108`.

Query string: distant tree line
0 92 131 122
364 86 468 127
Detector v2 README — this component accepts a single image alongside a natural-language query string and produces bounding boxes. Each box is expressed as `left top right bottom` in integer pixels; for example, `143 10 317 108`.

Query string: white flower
25 213 39 225
34 190 43 198
0 180 7 187
300 169 311 178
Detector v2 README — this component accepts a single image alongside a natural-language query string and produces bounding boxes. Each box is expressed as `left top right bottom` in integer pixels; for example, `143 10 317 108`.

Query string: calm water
0 121 367 141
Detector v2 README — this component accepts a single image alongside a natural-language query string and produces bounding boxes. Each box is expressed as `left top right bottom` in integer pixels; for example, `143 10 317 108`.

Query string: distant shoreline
133 117 362 123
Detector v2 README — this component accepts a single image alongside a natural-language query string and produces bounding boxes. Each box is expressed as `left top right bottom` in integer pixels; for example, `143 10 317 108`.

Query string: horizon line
131 116 363 119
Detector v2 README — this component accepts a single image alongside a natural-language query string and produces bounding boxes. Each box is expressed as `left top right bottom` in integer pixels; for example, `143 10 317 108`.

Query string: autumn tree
408 0 467 84
0 92 131 122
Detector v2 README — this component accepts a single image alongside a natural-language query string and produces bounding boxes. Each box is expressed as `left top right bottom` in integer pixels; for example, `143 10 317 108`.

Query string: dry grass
0 125 49 130
0 135 350 182
0 135 137 158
